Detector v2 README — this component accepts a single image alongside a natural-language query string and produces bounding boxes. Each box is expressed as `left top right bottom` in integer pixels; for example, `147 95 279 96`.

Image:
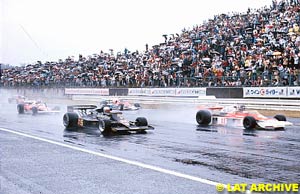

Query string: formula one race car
196 105 293 130
63 105 153 135
17 100 60 115
100 98 140 111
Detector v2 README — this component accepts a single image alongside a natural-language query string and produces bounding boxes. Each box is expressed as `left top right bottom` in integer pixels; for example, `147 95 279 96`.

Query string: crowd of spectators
1 0 300 88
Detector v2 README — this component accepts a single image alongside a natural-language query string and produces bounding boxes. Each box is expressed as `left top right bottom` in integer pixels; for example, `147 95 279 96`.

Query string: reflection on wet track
0 99 299 185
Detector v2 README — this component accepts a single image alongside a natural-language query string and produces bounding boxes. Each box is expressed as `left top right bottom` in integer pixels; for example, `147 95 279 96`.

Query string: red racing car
17 100 60 115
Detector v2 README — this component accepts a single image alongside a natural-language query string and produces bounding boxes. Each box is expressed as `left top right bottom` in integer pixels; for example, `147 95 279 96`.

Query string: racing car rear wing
67 105 97 112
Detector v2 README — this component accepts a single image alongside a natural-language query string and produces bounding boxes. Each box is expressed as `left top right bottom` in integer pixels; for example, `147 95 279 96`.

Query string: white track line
0 127 227 188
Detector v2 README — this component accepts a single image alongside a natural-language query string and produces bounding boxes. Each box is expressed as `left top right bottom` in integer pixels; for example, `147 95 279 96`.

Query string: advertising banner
287 87 300 97
175 88 206 96
150 88 176 96
65 88 109 95
129 88 207 97
128 88 151 96
243 87 287 98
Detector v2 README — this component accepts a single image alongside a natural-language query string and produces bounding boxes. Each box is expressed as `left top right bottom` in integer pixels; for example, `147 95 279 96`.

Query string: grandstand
1 0 300 88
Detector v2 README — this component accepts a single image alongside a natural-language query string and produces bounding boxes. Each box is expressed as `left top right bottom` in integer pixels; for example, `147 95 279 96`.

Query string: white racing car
196 105 293 130
100 98 140 111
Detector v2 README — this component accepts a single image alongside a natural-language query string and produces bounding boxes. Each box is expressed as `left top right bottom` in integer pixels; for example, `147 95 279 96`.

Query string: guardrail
72 95 300 111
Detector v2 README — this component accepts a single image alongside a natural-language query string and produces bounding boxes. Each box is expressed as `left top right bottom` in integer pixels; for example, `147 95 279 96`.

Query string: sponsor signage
243 87 289 98
129 88 207 97
128 88 151 96
175 88 206 96
287 87 300 97
128 88 142 96
150 88 176 96
65 88 109 95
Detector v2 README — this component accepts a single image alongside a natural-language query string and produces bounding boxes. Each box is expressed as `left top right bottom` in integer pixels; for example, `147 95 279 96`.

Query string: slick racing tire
63 112 79 128
135 117 148 126
99 119 112 134
32 107 38 115
119 104 124 111
274 114 286 121
17 104 25 114
243 116 257 130
134 103 141 108
196 110 211 125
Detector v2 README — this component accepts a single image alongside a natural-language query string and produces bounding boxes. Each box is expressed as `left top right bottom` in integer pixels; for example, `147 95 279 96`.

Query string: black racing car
63 105 153 135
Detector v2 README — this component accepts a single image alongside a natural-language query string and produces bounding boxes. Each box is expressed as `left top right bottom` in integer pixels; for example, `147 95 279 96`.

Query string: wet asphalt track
0 94 299 194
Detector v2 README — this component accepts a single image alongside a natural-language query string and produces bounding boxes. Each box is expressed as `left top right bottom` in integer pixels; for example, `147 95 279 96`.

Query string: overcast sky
1 0 272 65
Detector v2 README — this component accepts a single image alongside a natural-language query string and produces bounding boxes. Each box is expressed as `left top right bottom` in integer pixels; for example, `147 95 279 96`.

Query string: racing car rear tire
119 104 124 111
17 104 25 114
136 117 148 126
196 110 211 125
63 112 79 128
274 115 286 121
134 103 141 108
243 116 256 130
99 119 112 134
32 107 38 115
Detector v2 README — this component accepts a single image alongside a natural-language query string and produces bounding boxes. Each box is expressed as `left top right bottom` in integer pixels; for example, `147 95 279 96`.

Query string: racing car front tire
243 116 256 130
274 115 286 121
196 110 211 125
63 112 79 128
99 119 112 134
17 104 25 114
136 117 148 126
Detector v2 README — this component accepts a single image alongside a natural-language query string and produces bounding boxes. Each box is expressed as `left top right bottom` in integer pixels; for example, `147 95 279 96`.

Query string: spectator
1 0 299 88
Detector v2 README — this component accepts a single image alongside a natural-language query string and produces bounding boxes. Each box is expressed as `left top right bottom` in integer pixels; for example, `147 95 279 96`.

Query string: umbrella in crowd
1 0 300 88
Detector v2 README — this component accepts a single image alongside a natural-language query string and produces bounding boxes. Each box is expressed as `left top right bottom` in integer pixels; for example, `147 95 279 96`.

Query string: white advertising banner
129 88 207 97
128 88 151 96
65 88 109 95
287 87 300 97
150 88 176 96
128 88 142 96
243 87 287 98
175 88 206 96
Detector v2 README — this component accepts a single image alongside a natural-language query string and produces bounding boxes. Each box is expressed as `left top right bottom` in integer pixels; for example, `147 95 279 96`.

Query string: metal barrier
71 95 300 111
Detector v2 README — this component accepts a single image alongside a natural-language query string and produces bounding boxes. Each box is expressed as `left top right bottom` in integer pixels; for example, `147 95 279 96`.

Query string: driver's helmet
239 105 246 111
112 98 120 104
103 107 110 113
